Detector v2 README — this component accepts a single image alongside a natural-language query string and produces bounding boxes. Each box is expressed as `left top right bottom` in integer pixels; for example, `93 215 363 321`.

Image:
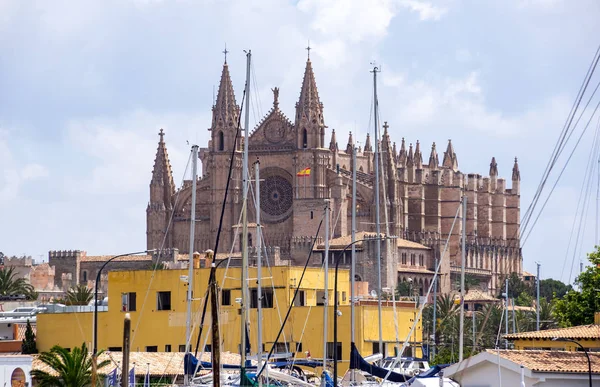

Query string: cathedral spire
295 57 323 126
364 133 373 153
442 139 458 171
414 140 423 168
329 129 338 152
428 142 439 169
150 129 175 204
392 142 398 163
212 61 240 130
512 157 520 181
398 138 407 166
346 131 354 154
490 157 498 176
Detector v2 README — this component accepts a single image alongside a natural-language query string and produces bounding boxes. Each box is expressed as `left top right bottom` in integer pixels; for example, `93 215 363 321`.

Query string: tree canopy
0 266 36 299
553 247 600 327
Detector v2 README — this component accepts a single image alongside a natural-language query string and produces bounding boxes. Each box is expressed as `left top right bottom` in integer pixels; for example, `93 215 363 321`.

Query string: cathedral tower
211 60 240 152
147 129 175 250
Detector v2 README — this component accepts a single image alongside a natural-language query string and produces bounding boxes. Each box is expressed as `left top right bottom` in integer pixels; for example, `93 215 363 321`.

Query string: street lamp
552 337 592 387
91 250 152 387
333 236 391 387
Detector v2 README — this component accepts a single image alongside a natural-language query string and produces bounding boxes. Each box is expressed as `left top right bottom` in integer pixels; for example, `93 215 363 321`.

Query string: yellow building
37 266 422 373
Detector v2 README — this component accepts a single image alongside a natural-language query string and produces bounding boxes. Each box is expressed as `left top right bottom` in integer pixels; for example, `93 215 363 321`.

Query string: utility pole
505 278 509 349
121 313 131 387
536 262 541 331
432 257 438 361
459 195 467 362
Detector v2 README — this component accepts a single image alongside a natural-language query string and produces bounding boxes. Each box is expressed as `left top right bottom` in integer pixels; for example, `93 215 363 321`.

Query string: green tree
21 319 38 354
505 272 532 299
0 266 35 299
66 285 93 306
539 278 572 302
30 343 109 387
554 247 600 327
395 281 411 298
454 274 480 292
516 292 533 307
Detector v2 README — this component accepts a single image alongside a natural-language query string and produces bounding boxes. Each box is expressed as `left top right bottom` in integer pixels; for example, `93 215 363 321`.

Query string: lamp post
333 236 391 387
91 250 151 387
552 337 592 387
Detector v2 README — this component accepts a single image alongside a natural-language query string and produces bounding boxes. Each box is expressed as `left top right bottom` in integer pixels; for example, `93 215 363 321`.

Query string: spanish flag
297 167 311 177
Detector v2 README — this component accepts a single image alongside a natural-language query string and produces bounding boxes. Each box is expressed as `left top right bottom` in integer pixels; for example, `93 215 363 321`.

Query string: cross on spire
223 44 229 63
159 128 164 142
306 40 311 59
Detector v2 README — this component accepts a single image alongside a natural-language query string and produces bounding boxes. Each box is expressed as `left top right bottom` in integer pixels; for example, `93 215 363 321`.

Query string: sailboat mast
323 200 330 372
184 144 199 386
458 195 467 362
255 159 263 386
351 146 357 344
241 49 252 370
372 65 383 355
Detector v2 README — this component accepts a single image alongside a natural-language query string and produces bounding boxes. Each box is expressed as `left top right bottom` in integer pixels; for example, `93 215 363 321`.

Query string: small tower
398 138 407 167
428 142 439 169
147 129 175 250
442 139 458 171
295 55 325 149
329 129 338 152
414 140 423 169
364 133 373 153
211 59 240 152
346 132 354 154
512 157 520 194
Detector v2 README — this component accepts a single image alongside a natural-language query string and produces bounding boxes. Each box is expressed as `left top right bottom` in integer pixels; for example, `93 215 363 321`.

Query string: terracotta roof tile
504 324 600 340
396 239 430 250
315 232 429 251
32 351 242 377
485 349 600 374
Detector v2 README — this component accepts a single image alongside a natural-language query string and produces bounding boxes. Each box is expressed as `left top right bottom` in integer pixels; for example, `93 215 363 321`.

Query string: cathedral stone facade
146 57 522 295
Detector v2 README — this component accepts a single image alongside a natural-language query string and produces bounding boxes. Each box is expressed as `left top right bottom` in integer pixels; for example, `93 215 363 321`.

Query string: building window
342 291 347 302
310 211 314 219
82 271 88 282
157 291 171 311
146 346 158 352
410 254 415 266
251 288 273 308
302 129 308 148
401 253 406 265
372 342 385 356
205 344 212 352
218 130 224 151
294 290 306 306
248 233 253 247
222 289 231 306
326 342 342 360
317 290 326 306
121 292 136 312
179 345 186 352
296 343 303 352
165 344 171 352
108 347 122 351
418 254 424 266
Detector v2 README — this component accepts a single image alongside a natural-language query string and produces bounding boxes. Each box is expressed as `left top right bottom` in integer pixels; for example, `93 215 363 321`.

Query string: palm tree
30 343 109 386
454 274 480 293
66 285 93 306
0 266 34 299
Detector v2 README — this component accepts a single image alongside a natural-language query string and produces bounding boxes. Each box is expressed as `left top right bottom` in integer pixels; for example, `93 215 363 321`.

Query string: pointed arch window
218 130 225 151
302 129 308 148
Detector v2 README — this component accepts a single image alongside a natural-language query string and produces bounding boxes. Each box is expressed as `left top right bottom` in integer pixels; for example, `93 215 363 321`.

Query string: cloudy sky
1 0 599 283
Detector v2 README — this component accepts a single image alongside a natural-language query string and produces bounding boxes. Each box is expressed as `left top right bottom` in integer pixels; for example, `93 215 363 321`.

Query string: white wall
0 356 32 386
451 362 600 387
0 323 14 340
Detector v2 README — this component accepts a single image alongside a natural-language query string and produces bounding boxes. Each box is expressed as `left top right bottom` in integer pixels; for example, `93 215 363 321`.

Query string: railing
450 265 492 276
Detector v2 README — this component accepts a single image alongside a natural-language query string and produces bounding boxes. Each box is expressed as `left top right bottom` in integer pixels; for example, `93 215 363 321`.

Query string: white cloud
0 130 48 201
398 0 448 21
64 110 210 195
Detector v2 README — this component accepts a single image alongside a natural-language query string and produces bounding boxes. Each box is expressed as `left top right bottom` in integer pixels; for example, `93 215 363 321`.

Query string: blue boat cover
349 342 408 383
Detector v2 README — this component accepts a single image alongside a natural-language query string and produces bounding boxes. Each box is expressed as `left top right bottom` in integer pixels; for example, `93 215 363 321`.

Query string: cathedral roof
212 62 240 129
